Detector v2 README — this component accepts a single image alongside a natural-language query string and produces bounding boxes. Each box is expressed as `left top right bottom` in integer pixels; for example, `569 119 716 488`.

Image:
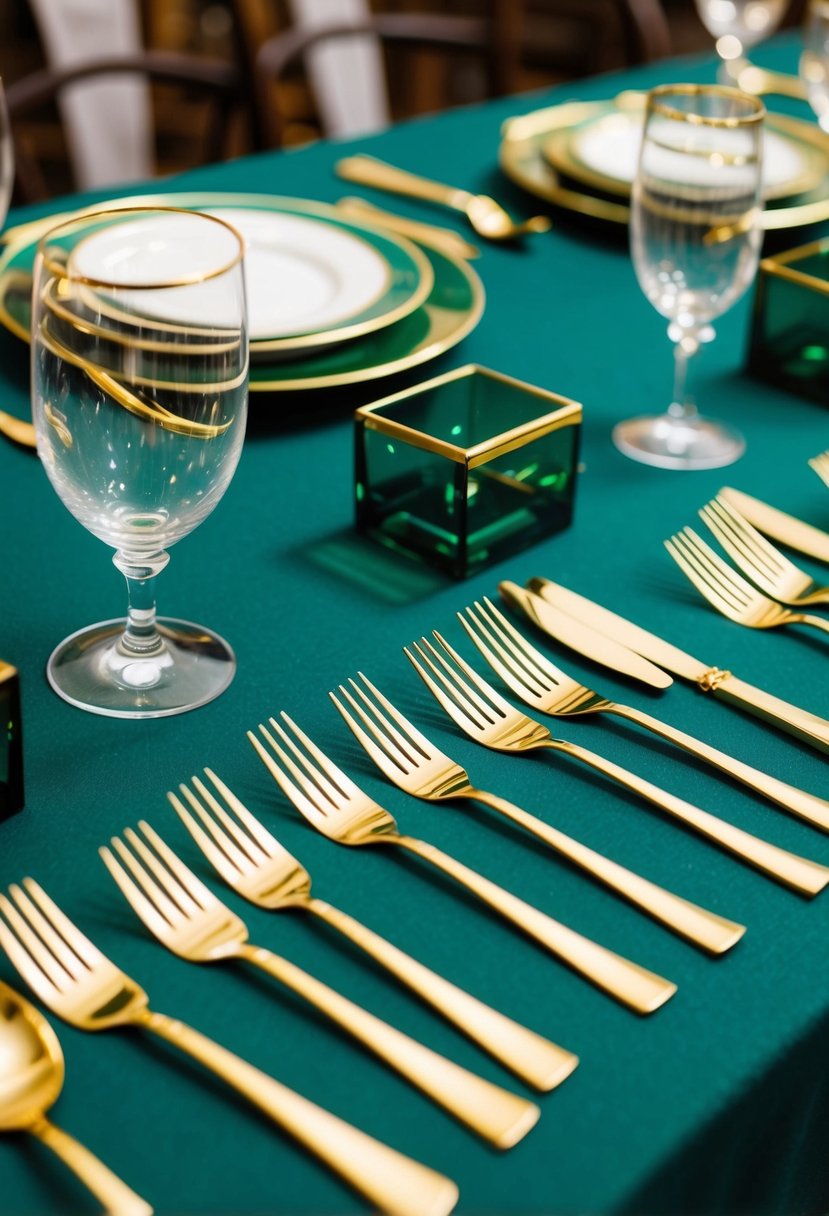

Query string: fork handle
136 1008 458 1216
791 613 829 634
393 836 677 1014
336 155 472 210
609 703 829 833
551 740 829 897
237 943 538 1148
462 789 744 955
307 898 578 1092
29 1116 153 1216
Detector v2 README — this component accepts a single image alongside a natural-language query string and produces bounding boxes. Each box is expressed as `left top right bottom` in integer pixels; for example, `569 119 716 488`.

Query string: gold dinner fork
406 633 829 898
665 527 829 637
331 672 744 954
809 450 829 490
699 497 829 608
468 592 829 833
100 822 538 1149
248 714 677 1016
0 880 459 1216
170 770 577 1092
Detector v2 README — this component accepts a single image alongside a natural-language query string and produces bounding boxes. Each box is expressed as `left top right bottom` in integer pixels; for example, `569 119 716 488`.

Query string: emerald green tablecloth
1 33 828 1216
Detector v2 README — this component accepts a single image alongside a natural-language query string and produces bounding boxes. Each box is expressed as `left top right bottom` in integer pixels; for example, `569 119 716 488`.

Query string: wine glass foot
46 617 236 718
612 413 745 470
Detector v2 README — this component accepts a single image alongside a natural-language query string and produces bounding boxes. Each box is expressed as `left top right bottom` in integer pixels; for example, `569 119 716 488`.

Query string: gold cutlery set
2 545 828 1212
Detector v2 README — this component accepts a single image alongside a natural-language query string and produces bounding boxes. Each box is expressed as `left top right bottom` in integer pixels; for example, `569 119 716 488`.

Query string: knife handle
711 674 829 757
611 704 829 833
336 156 470 210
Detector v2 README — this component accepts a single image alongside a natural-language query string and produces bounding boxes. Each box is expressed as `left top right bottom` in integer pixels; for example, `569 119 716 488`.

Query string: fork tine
0 892 70 989
125 828 203 916
459 603 547 699
352 674 432 760
8 884 89 980
277 713 360 802
100 844 175 937
666 531 748 612
110 836 188 924
139 821 221 911
407 639 492 730
169 788 254 882
202 769 282 859
474 599 556 687
248 725 330 822
22 878 106 969
330 686 411 776
678 528 758 606
431 631 518 720
708 498 784 577
188 775 263 865
261 719 340 811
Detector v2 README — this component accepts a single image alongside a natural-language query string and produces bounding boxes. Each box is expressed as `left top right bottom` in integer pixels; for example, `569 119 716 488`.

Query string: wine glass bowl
613 84 765 470
801 0 829 129
32 207 248 717
694 0 789 76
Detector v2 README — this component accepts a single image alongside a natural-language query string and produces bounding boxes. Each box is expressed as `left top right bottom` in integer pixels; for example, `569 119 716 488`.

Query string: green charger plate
0 191 483 393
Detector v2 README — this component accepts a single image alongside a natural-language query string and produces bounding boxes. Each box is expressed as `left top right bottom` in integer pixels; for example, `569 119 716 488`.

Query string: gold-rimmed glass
614 84 765 470
32 207 248 718
801 0 829 128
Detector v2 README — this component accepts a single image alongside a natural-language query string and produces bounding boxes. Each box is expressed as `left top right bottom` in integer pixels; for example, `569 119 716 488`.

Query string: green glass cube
0 662 23 821
748 238 829 404
355 364 581 579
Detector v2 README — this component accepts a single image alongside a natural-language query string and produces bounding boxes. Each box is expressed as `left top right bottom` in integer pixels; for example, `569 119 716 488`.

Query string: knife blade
719 487 829 565
498 582 673 688
526 577 829 756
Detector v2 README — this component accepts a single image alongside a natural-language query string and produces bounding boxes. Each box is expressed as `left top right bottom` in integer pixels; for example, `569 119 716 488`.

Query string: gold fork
406 633 829 899
699 497 829 608
809 450 829 490
170 770 576 1093
248 714 677 1016
100 822 538 1148
331 673 744 955
0 880 459 1216
470 592 829 834
665 527 829 637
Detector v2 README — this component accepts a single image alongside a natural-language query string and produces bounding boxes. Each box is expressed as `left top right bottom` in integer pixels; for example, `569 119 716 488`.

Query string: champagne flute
31 207 248 717
0 78 12 229
694 0 789 80
613 84 765 470
800 0 829 128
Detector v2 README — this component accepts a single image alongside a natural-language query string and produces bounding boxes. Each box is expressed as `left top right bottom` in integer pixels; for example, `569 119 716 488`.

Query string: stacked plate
0 191 485 393
499 92 829 231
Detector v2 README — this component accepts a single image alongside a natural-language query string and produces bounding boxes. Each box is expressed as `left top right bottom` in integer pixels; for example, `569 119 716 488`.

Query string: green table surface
2 32 828 1216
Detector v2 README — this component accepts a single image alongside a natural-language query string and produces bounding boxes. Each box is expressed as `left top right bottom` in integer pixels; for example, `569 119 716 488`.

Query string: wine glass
31 207 248 717
694 0 789 80
0 79 13 230
800 0 829 129
613 84 765 470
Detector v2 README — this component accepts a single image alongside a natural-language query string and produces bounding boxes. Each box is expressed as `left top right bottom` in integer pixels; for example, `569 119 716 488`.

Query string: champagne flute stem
669 330 700 421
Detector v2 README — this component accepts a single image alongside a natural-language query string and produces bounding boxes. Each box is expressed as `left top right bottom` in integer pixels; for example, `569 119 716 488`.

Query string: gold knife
719 487 829 565
525 577 829 757
336 197 480 260
500 581 829 833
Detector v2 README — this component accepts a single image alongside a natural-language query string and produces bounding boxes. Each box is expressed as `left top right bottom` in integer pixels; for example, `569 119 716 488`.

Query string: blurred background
0 0 809 203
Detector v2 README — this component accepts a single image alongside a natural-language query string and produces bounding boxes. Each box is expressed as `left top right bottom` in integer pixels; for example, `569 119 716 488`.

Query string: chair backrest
6 51 242 203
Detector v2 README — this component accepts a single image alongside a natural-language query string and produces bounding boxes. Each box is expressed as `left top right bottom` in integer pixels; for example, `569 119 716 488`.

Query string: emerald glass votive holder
354 364 582 579
0 662 23 821
748 238 829 404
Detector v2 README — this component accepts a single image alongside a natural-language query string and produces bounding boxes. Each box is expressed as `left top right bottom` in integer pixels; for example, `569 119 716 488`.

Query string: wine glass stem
669 333 701 422
112 550 170 656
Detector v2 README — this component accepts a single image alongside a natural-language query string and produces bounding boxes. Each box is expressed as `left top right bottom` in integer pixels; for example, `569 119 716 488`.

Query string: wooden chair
5 50 247 203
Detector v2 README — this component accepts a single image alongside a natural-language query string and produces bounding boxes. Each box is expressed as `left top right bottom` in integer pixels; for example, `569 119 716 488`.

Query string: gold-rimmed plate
500 95 829 228
0 192 433 358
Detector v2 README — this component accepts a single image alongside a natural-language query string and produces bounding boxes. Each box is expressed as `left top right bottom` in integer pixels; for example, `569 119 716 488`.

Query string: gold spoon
0 980 152 1214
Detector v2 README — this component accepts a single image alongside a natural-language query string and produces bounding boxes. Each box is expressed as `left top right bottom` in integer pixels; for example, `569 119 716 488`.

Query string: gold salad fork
248 715 677 1016
0 879 458 1216
699 497 829 608
406 633 829 898
809 450 829 490
665 527 829 637
170 770 576 1092
476 592 829 834
100 822 538 1148
331 673 744 955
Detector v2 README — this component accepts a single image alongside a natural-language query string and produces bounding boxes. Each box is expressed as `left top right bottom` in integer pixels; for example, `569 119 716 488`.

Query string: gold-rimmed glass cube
355 365 581 579
0 662 23 820
748 237 829 404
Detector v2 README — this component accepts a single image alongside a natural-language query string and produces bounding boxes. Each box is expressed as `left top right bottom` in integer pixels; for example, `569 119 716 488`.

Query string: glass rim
647 83 766 127
36 205 246 289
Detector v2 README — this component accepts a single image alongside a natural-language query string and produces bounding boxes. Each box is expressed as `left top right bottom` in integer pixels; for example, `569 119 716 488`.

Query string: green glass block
0 662 23 821
748 238 829 404
355 365 581 579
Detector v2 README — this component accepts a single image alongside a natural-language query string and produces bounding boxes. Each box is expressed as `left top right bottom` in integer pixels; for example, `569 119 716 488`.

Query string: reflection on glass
614 84 765 470
801 0 829 129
